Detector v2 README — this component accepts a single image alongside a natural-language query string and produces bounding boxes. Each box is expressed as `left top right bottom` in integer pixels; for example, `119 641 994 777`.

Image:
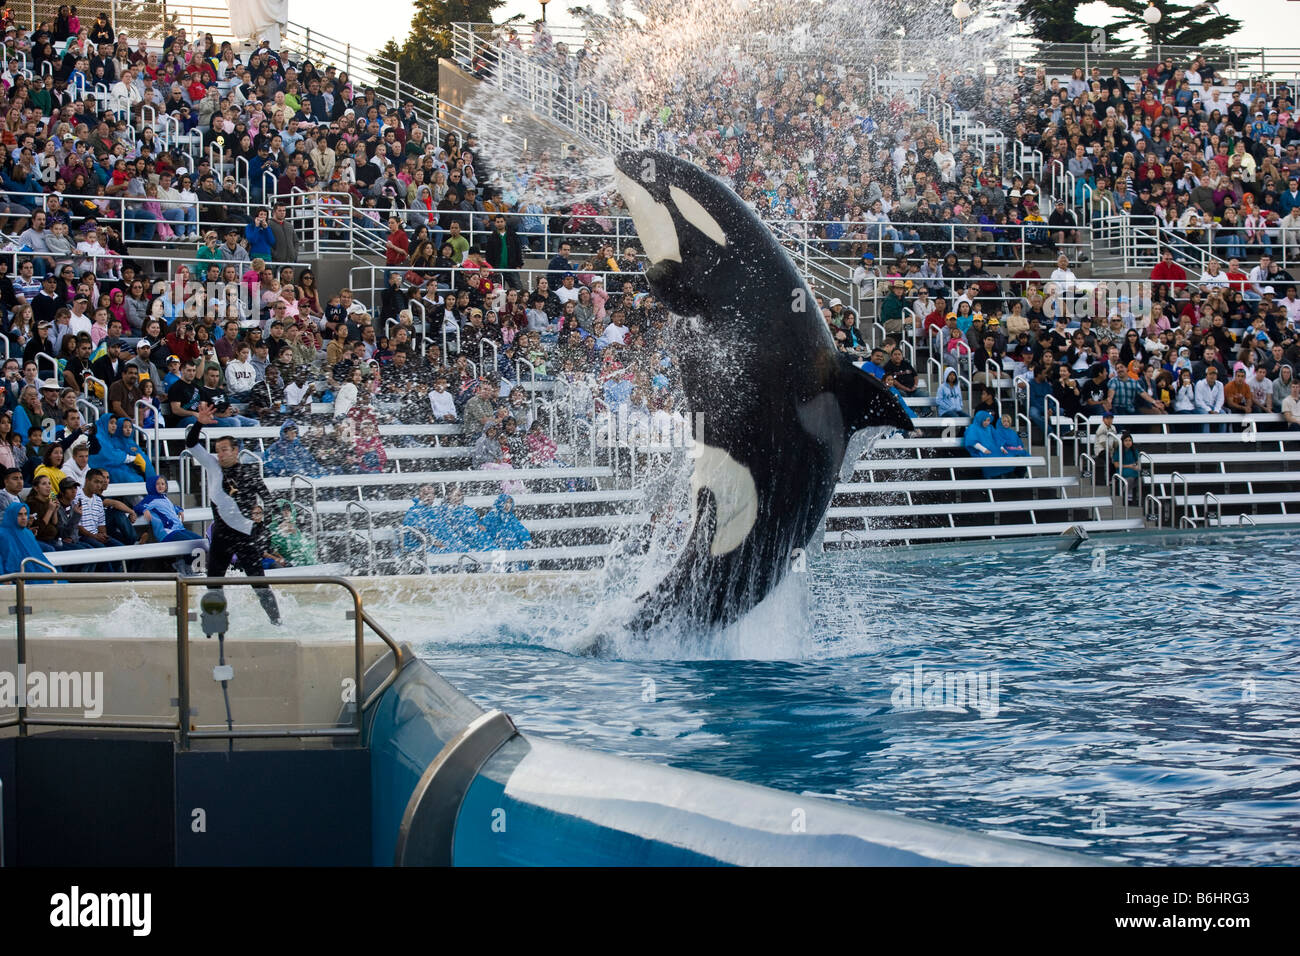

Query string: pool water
409 530 1300 865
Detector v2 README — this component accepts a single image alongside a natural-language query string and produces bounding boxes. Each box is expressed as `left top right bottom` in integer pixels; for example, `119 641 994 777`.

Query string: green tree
1017 0 1098 44
1095 0 1241 48
377 0 507 96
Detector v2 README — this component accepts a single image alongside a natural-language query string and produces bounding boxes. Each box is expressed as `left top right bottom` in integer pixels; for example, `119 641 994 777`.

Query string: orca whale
612 150 913 633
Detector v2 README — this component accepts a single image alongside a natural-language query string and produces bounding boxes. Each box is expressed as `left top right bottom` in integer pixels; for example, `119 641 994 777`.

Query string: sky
291 0 1296 62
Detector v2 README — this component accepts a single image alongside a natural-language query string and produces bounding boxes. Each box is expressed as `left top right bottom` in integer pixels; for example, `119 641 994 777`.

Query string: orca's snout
614 150 645 177
614 149 676 201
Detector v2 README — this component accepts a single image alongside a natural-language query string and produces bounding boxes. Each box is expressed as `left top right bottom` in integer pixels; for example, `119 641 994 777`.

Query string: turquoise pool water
413 529 1300 864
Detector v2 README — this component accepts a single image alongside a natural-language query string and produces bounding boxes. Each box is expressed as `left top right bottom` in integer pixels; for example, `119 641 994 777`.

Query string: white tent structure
227 0 288 47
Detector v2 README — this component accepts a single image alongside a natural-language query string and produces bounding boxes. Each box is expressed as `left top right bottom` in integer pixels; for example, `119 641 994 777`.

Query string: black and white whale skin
614 150 913 633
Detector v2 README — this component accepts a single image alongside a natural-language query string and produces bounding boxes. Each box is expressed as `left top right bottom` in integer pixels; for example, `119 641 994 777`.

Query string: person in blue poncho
0 501 51 574
133 474 205 573
936 369 965 417
437 485 489 552
991 413 1032 478
401 484 489 553
87 415 156 486
963 409 1016 478
400 483 449 550
263 420 327 477
481 494 531 549
116 417 157 483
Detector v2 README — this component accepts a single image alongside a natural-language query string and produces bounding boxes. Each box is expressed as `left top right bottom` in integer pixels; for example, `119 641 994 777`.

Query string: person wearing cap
1048 197 1081 249
1223 363 1255 416
159 354 182 390
880 279 907 336
554 271 581 307
125 337 163 387
1090 410 1121 457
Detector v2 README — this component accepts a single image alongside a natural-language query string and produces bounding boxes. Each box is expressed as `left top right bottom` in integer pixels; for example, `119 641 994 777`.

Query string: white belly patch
691 443 758 556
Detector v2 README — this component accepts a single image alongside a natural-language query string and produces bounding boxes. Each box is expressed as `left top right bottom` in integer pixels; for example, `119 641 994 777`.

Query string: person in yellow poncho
33 443 69 494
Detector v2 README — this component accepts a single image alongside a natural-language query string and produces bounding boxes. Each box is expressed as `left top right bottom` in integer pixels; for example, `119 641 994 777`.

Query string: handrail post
352 588 364 737
176 576 190 751
15 577 26 737
1171 470 1187 529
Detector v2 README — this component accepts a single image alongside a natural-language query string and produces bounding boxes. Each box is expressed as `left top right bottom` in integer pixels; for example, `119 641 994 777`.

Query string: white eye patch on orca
669 185 728 248
613 169 680 265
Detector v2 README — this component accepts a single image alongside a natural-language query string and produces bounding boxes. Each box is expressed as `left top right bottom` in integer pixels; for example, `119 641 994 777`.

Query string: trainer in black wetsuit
186 408 281 624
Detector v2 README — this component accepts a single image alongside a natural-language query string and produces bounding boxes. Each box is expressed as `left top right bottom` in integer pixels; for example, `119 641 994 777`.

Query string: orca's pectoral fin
836 353 915 435
645 258 712 317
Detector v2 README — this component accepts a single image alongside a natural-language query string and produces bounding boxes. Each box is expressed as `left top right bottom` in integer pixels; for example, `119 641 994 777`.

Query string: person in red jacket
1224 257 1251 295
1150 248 1187 293
922 297 950 340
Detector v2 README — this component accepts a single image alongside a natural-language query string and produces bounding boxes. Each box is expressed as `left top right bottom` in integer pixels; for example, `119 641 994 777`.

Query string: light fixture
952 1 972 21
1143 2 1162 25
539 0 551 23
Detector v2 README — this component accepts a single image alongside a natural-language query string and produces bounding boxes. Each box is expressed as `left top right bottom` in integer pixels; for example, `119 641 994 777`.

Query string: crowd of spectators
838 245 1300 438
482 25 1300 283
480 21 1063 270
1009 57 1299 263
3 10 1298 574
0 9 704 571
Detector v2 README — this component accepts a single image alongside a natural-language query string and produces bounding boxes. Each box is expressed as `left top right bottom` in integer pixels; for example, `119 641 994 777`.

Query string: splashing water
461 0 1017 214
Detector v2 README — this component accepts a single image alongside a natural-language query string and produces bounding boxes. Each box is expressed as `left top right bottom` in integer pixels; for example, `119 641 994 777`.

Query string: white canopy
227 0 288 45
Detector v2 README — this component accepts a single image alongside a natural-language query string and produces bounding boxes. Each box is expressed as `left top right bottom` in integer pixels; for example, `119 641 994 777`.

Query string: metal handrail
1110 472 1130 521
1137 450 1155 514
394 525 433 575
346 500 377 572
1046 430 1063 480
0 572 405 745
283 499 321 557
288 474 319 538
33 350 58 381
1171 471 1189 530
75 396 100 424
1204 492 1222 528
1078 450 1096 494
135 398 161 455
1144 494 1164 528
83 374 107 408
478 339 499 376
441 312 462 357
1072 412 1090 466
